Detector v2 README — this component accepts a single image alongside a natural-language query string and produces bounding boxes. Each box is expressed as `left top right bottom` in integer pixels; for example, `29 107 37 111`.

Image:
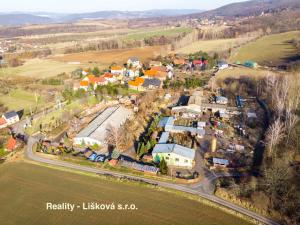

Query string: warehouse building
74 106 133 147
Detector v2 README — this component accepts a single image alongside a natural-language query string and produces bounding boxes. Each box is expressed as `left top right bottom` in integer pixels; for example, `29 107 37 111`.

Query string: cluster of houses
151 88 246 170
77 57 174 92
151 116 207 169
0 111 19 152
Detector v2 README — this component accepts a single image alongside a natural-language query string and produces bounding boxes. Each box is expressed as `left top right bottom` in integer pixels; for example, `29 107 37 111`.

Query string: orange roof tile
7 137 16 151
144 69 158 77
128 77 144 87
111 66 123 70
80 80 89 86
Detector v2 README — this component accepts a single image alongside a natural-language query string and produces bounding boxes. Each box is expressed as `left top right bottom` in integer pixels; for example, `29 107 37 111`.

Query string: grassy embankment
229 31 300 66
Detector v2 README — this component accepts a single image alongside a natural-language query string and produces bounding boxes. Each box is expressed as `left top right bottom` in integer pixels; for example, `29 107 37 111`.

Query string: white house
216 96 228 105
152 144 195 169
127 69 140 78
218 61 229 70
103 73 117 83
2 111 19 125
127 57 141 68
111 66 124 75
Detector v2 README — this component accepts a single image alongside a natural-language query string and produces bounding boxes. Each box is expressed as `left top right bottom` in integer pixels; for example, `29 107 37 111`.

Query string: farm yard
229 31 300 66
0 162 253 225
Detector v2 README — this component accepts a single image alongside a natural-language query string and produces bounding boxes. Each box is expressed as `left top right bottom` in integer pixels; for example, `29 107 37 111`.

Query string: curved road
25 137 280 225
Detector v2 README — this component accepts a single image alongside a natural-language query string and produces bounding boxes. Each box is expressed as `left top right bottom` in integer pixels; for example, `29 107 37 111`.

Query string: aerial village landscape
0 1 300 225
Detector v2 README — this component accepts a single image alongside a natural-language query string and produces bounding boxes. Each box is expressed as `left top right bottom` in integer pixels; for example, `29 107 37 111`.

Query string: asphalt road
25 137 281 225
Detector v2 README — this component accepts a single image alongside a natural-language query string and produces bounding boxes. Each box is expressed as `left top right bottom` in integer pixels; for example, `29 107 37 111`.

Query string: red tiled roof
108 159 118 166
193 60 202 65
7 137 16 151
103 73 114 78
0 118 6 125
90 76 106 83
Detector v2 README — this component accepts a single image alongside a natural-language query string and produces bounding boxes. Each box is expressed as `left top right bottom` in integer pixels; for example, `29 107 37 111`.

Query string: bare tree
105 124 118 147
266 119 286 157
272 77 290 118
105 124 133 152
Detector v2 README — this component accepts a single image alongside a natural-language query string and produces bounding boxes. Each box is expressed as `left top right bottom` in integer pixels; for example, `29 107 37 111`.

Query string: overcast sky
1 0 248 13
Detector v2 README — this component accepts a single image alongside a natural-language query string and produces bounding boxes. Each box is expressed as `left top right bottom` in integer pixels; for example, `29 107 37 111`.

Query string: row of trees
261 73 300 224
164 77 206 90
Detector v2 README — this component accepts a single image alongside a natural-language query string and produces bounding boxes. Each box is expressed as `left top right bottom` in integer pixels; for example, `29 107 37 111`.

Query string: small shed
212 158 229 167
244 60 258 68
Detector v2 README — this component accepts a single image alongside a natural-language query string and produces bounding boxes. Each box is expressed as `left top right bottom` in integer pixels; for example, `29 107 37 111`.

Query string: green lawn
0 58 84 78
0 162 254 225
0 89 45 113
229 31 300 66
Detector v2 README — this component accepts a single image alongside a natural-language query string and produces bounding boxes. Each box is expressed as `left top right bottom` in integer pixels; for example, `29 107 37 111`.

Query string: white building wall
74 137 102 146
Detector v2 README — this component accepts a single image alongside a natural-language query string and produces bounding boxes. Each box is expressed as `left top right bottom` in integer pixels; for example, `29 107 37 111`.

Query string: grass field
0 89 45 113
176 37 253 54
215 67 278 82
123 27 193 41
52 46 168 66
0 58 85 78
229 31 300 66
0 162 253 225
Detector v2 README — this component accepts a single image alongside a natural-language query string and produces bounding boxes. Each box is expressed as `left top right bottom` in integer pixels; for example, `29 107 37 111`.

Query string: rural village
0 1 300 225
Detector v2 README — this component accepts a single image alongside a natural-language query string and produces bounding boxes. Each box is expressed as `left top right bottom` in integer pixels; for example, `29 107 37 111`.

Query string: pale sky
1 0 248 13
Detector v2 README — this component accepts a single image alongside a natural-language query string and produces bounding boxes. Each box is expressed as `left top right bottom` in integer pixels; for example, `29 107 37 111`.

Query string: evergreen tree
159 158 168 175
145 141 151 152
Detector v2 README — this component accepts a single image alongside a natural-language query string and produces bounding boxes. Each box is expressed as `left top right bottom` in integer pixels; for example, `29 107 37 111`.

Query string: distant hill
187 0 300 18
58 9 203 22
0 14 52 26
0 9 203 26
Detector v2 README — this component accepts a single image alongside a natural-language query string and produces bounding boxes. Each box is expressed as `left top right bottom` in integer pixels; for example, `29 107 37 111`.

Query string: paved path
25 136 281 225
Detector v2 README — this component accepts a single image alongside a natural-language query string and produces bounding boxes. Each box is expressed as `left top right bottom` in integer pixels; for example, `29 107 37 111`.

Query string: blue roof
4 111 18 119
153 144 195 160
213 158 229 165
88 153 98 161
172 126 205 136
158 132 170 144
159 117 175 128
